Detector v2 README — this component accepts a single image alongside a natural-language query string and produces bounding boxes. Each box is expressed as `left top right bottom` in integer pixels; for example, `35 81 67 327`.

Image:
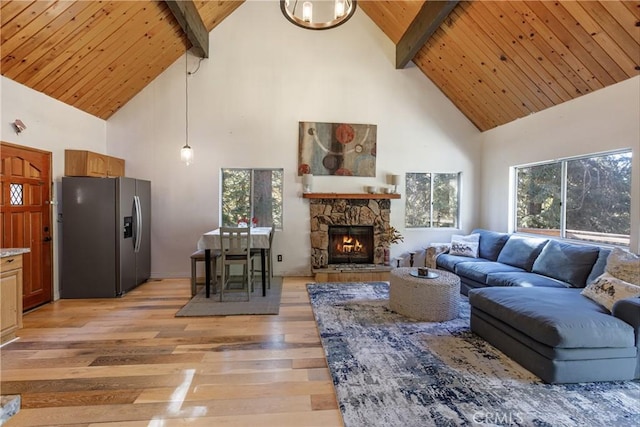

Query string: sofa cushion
455 261 524 285
496 235 548 271
486 271 569 288
471 229 510 261
468 287 635 349
436 253 489 272
586 248 612 285
532 240 600 288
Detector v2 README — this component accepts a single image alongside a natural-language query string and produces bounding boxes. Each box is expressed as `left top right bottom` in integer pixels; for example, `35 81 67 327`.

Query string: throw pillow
449 234 480 258
581 272 640 312
605 247 640 286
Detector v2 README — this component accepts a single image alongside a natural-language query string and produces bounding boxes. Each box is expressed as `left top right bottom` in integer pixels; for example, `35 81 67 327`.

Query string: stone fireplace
309 197 391 268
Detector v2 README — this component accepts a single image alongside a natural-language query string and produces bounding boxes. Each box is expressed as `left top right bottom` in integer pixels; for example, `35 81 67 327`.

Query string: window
405 172 460 228
221 168 283 228
514 150 632 246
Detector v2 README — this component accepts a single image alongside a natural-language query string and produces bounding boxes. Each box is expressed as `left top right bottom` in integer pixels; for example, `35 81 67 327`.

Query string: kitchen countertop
0 395 20 424
0 248 30 258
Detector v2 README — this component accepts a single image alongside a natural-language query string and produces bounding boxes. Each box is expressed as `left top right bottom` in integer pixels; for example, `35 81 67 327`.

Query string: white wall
107 1 482 278
2 2 638 291
1 76 107 297
4 0 638 291
480 76 640 253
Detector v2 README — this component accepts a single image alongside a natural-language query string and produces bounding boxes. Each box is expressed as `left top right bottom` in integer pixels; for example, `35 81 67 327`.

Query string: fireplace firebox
328 225 374 264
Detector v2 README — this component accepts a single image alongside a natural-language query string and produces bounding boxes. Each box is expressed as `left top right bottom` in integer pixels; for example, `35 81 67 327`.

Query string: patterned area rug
176 277 282 316
308 282 640 427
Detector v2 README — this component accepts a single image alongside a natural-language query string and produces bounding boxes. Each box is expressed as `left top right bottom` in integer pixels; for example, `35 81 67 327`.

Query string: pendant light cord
185 49 189 149
184 52 203 149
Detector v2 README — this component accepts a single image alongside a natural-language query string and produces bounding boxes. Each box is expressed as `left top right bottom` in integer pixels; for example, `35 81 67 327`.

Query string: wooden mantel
302 193 401 200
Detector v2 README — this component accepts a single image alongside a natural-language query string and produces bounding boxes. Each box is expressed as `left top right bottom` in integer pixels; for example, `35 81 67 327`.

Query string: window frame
220 167 284 229
511 149 632 247
404 171 461 229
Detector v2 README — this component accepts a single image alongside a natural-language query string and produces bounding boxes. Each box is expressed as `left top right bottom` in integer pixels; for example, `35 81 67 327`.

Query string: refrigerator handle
134 195 142 253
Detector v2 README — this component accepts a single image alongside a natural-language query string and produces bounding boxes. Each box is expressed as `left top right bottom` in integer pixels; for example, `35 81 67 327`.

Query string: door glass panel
10 183 23 205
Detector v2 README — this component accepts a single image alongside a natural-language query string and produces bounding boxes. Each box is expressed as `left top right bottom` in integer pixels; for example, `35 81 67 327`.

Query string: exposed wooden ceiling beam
396 0 459 69
165 0 209 58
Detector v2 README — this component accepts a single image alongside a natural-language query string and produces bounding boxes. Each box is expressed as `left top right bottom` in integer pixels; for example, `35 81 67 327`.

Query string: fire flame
337 235 364 254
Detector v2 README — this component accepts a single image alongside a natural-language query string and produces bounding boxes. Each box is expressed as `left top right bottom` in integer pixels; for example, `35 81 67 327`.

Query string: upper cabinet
65 150 125 177
107 156 125 177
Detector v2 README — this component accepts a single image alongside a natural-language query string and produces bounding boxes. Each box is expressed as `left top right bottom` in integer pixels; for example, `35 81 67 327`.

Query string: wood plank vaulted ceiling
1 1 639 131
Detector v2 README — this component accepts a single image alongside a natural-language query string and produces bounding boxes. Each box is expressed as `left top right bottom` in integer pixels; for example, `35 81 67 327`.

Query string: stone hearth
309 198 391 268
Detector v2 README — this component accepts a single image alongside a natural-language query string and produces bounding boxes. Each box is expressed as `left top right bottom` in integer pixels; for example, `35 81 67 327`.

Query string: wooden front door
1 142 53 311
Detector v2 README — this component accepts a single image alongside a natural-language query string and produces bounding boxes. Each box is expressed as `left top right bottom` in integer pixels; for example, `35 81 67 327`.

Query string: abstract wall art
297 121 377 177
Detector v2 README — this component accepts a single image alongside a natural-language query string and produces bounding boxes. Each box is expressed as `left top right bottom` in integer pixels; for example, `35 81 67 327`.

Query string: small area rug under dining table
176 277 282 316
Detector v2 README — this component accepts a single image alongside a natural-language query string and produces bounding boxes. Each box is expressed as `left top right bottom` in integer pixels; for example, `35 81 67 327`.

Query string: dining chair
219 226 252 301
190 249 221 296
251 224 275 290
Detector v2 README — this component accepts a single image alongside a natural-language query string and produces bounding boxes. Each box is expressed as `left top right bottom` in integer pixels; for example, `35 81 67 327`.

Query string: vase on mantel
383 247 390 266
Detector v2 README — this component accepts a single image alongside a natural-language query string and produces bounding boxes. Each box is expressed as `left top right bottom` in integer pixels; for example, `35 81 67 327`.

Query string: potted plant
381 226 404 266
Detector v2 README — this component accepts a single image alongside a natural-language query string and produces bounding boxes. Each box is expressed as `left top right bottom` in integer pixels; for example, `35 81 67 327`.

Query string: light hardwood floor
0 277 344 426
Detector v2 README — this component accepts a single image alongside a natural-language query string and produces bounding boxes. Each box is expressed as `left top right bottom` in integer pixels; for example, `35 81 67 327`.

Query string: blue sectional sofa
435 229 640 383
436 229 609 295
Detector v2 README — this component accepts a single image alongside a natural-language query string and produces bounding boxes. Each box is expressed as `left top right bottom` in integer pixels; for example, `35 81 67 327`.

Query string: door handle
43 237 52 242
133 196 142 253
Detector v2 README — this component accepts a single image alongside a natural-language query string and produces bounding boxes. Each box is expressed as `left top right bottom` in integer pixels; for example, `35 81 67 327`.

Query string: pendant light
281 0 356 30
180 49 193 165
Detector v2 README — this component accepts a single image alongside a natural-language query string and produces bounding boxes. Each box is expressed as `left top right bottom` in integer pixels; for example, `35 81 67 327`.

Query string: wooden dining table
197 227 271 298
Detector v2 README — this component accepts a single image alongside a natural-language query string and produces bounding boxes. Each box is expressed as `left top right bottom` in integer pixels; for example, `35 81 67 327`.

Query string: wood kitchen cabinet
107 156 125 177
65 150 125 177
1 254 23 344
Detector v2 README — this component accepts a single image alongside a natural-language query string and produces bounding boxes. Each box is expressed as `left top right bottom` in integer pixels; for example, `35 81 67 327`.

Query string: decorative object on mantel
280 0 357 31
298 121 377 177
302 173 313 193
390 174 401 193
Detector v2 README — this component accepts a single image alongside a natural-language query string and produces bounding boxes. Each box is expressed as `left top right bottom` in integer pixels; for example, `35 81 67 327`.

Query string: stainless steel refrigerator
61 177 151 298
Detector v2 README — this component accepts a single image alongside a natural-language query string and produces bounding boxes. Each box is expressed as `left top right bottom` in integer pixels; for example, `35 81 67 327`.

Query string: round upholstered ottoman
389 267 460 321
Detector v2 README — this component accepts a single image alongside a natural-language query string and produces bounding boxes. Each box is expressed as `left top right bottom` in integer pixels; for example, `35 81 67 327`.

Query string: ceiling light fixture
280 0 357 30
180 49 193 166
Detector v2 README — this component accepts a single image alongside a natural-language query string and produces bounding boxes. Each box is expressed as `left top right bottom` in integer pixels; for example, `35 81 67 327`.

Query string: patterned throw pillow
449 233 480 258
581 272 640 312
605 247 640 285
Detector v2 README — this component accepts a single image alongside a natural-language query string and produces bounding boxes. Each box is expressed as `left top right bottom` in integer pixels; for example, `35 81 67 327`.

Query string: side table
389 267 460 321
